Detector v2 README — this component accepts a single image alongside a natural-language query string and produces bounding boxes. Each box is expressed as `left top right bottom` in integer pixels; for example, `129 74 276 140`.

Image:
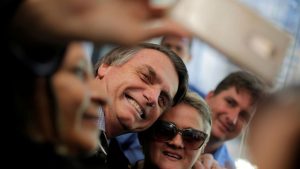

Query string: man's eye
158 96 166 108
141 73 151 84
226 98 236 107
158 94 170 110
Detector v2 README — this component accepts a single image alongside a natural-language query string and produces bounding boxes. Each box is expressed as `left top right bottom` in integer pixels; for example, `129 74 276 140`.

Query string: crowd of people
3 0 299 169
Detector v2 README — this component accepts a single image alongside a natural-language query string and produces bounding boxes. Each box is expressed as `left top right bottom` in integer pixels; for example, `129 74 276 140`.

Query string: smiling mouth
162 151 182 160
218 121 232 133
125 94 146 119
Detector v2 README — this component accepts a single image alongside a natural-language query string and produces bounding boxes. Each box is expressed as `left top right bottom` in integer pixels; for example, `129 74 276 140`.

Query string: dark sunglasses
151 120 208 150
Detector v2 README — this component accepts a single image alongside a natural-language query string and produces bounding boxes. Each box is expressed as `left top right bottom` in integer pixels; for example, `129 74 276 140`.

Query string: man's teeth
163 151 182 160
128 98 144 118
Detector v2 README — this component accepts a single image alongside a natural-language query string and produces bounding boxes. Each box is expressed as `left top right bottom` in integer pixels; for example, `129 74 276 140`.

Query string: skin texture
30 42 106 155
96 48 179 138
205 87 254 148
147 103 208 169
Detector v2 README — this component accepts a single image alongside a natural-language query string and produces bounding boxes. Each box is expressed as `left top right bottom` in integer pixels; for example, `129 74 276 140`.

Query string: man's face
97 49 179 137
161 36 191 64
205 87 254 142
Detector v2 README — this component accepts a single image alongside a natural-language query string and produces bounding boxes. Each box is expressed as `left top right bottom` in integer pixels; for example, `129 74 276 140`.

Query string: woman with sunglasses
137 91 218 169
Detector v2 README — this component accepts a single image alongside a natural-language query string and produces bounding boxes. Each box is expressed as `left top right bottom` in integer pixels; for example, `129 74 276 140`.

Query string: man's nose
143 87 160 107
227 109 239 126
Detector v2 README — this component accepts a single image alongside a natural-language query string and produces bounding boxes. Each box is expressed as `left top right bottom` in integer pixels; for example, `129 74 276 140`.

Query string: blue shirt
213 144 236 169
114 133 144 165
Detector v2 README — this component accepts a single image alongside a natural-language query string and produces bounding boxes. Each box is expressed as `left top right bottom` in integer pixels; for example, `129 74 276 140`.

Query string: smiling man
94 43 188 139
203 71 266 169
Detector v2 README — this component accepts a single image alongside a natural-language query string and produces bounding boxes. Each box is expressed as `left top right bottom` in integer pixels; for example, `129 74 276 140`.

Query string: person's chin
159 163 179 169
118 117 137 132
212 129 226 141
125 122 144 132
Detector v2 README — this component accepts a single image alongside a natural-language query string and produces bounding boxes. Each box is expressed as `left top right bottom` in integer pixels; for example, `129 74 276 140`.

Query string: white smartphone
168 0 292 86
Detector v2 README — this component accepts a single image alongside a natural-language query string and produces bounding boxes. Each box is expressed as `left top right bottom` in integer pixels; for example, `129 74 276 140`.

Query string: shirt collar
98 106 106 131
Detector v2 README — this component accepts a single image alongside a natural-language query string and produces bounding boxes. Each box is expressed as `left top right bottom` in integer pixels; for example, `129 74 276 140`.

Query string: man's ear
97 63 109 79
205 91 215 100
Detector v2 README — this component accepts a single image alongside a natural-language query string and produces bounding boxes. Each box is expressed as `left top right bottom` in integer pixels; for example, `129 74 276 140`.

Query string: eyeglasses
151 120 208 150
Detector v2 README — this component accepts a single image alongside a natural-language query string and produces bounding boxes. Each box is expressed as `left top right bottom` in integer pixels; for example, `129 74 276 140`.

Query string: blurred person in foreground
202 71 267 169
137 91 222 169
13 42 108 168
247 85 300 169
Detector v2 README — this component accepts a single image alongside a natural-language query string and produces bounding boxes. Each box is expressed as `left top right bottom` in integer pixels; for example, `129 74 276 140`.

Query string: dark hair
214 71 267 106
95 43 189 105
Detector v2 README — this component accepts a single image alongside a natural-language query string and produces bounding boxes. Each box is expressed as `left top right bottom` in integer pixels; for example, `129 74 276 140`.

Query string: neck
102 105 124 139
